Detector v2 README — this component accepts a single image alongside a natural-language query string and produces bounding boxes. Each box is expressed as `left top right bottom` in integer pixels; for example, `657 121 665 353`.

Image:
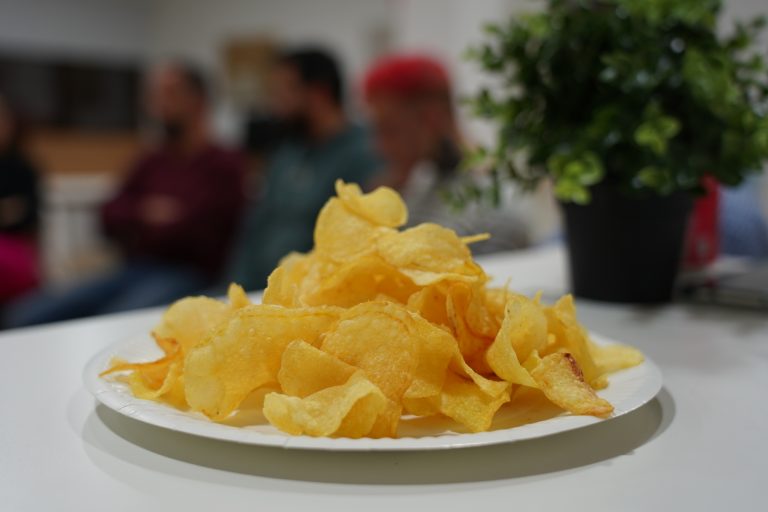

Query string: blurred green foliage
465 0 768 204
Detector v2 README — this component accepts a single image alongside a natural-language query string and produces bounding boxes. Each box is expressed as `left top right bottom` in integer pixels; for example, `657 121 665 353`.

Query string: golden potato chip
184 304 342 420
452 353 510 398
153 297 228 354
376 223 487 286
464 288 502 339
321 302 419 401
106 285 251 409
100 335 185 405
263 372 398 437
262 252 313 307
530 352 613 417
227 283 251 309
301 255 417 308
289 255 339 302
445 284 494 372
588 340 645 375
334 180 407 228
543 295 601 387
127 358 184 402
506 293 548 363
460 233 491 245
402 332 510 426
407 311 510 430
100 336 179 381
523 349 542 373
482 287 509 326
485 294 547 387
314 197 392 262
438 372 511 432
402 349 510 431
278 340 356 397
151 283 250 355
406 285 451 328
401 308 459 402
367 399 402 438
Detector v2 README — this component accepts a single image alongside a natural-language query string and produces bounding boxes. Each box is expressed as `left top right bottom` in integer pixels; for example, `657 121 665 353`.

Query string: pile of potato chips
102 181 644 438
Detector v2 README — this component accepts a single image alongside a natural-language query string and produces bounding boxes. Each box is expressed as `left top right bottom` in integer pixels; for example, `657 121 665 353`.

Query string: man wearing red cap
363 54 528 252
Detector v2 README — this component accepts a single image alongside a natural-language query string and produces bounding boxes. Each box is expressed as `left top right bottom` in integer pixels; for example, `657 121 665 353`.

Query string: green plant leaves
548 151 605 203
461 0 768 204
634 104 681 155
636 166 674 193
616 0 719 28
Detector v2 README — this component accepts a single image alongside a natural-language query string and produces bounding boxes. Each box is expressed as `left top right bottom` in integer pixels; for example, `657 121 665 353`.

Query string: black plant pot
560 184 693 303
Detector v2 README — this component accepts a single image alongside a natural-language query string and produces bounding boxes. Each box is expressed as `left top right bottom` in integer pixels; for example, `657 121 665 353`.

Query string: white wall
147 0 394 86
0 0 150 61
0 0 763 82
722 0 768 27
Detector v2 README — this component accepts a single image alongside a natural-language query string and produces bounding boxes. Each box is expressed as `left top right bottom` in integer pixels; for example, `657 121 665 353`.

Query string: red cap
363 54 451 101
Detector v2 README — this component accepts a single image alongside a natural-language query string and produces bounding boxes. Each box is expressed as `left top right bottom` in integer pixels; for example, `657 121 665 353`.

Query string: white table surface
2 245 767 512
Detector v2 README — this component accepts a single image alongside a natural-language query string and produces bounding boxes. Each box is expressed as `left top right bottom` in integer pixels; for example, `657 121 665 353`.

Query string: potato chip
460 233 491 245
445 283 496 369
451 353 510 399
438 373 511 432
262 252 313 307
263 372 398 437
153 297 228 354
151 283 249 355
335 392 399 438
483 287 510 326
314 197 392 262
103 284 252 409
334 180 407 228
301 255 417 308
406 285 451 328
376 223 487 285
506 293 548 363
402 322 510 430
464 286 503 339
485 294 547 387
277 340 356 397
543 295 601 387
530 352 613 417
367 399 403 438
226 283 252 309
127 358 184 403
588 340 645 375
321 301 419 401
100 335 185 405
100 335 179 381
402 308 459 401
185 304 342 420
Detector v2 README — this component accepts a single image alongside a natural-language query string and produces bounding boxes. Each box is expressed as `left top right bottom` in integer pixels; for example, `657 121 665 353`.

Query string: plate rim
83 332 663 451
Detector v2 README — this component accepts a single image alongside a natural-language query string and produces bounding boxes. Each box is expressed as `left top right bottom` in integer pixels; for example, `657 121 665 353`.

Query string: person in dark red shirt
4 63 245 327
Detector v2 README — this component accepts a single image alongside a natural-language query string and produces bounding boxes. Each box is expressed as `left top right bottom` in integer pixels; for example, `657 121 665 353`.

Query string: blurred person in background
0 94 40 305
228 48 380 289
4 63 245 327
363 54 528 253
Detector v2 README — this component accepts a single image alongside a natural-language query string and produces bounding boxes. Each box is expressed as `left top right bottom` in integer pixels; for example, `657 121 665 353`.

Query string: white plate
84 333 662 451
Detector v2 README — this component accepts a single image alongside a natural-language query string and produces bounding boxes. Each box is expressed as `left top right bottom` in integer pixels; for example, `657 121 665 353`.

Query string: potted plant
465 0 768 302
